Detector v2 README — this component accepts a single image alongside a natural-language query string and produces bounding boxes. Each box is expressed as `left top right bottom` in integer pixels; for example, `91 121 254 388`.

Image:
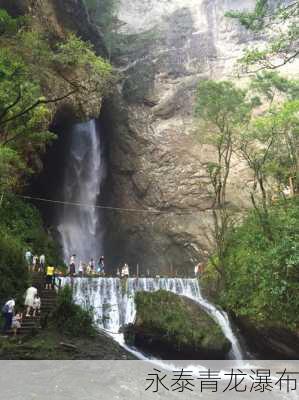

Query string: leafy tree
0 147 26 192
0 193 62 266
220 198 299 331
0 9 113 192
195 80 254 275
238 83 299 227
0 228 28 306
226 0 268 31
250 70 299 104
53 33 112 93
226 1 299 71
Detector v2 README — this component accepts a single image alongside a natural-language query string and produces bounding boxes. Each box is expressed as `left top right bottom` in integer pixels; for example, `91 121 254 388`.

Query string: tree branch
0 87 22 122
0 88 78 129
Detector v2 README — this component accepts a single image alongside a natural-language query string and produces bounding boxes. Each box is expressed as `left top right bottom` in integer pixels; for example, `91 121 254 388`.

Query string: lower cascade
61 277 243 359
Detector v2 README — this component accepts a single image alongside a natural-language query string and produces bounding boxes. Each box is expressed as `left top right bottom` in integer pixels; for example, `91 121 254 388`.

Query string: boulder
124 290 231 359
235 316 299 359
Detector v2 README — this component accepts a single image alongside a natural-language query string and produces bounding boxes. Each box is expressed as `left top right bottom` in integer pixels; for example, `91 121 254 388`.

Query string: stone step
41 300 56 304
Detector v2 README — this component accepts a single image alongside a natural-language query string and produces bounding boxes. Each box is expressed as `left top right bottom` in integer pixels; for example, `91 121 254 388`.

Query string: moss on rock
125 290 231 359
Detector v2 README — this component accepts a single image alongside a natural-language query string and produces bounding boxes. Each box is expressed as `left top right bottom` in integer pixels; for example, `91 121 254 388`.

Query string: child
11 312 22 337
33 295 41 317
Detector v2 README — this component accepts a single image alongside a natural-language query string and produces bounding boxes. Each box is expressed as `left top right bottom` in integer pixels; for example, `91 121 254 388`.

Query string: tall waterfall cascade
61 277 243 359
58 120 105 262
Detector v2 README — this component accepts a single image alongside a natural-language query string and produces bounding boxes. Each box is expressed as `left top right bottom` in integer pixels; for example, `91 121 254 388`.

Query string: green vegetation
225 0 268 31
226 1 299 72
195 42 299 334
52 286 96 337
0 10 113 192
84 0 120 57
195 80 257 276
0 193 61 263
127 290 230 357
0 323 134 359
0 7 113 308
0 193 62 305
219 199 299 331
193 1 299 343
0 228 27 306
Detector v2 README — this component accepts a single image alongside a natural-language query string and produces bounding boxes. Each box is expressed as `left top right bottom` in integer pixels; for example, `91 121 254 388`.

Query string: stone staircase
9 272 58 336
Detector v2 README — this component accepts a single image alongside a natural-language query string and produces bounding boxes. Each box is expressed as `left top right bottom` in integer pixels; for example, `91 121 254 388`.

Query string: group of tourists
68 255 105 277
67 254 131 279
2 286 41 336
25 250 46 272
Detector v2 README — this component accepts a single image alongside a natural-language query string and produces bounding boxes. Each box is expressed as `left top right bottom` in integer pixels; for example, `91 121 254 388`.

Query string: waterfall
61 277 243 359
57 120 106 262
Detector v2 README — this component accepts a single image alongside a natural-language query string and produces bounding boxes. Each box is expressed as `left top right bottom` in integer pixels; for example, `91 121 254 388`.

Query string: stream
60 276 244 360
57 119 244 361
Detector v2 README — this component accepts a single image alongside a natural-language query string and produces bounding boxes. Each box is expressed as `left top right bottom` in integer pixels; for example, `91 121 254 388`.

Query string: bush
0 193 62 266
134 290 228 354
220 198 299 331
52 286 96 337
0 229 28 306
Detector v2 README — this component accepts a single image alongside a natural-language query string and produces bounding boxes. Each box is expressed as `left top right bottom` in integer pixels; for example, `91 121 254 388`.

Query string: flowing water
60 277 243 359
57 120 105 262
57 119 244 360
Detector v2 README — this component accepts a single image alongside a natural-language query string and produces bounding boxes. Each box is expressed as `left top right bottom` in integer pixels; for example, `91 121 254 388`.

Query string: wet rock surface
235 317 299 360
103 0 257 273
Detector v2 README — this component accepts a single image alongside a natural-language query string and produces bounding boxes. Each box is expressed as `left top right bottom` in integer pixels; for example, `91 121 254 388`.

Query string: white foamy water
60 277 243 359
58 120 106 262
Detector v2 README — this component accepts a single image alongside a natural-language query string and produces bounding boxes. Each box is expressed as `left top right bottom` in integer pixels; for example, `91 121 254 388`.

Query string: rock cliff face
103 0 263 274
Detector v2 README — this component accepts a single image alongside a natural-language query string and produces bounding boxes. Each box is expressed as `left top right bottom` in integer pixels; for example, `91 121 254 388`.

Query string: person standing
45 266 55 290
32 255 38 272
2 298 15 333
25 250 32 271
121 263 129 278
78 261 84 278
86 264 91 275
11 312 22 337
89 258 95 273
98 256 105 275
69 255 76 277
33 296 41 317
24 286 38 317
39 254 46 272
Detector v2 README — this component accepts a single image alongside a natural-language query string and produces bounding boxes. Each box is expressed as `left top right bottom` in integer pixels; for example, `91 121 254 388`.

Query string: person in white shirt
121 263 129 278
24 286 38 317
25 250 32 270
39 254 45 272
2 298 15 333
32 255 38 272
